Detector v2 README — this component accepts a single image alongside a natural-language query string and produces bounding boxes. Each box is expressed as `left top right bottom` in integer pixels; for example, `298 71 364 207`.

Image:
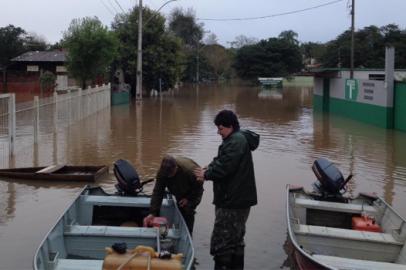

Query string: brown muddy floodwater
1 84 406 270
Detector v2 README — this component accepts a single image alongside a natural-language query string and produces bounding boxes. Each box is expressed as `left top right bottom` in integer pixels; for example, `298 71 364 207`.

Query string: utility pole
196 41 200 83
350 0 355 79
136 0 143 100
135 0 177 100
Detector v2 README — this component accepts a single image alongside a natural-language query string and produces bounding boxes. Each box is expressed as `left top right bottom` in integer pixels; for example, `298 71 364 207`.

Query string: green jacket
150 157 203 216
204 129 259 209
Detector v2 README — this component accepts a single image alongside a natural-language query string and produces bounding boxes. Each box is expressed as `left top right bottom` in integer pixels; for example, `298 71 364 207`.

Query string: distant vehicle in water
287 158 406 270
258 77 283 88
0 165 108 182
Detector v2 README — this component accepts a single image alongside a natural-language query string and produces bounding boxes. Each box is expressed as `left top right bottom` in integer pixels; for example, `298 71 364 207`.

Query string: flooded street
1 83 406 270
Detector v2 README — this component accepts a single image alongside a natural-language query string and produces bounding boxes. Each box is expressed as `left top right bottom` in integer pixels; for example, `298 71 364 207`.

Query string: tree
0 25 26 92
40 71 56 95
201 44 232 80
24 32 48 51
204 33 218 45
320 24 406 69
63 17 118 89
278 30 299 45
234 33 303 81
168 8 207 82
229 35 258 49
301 42 326 68
112 6 182 93
168 8 203 48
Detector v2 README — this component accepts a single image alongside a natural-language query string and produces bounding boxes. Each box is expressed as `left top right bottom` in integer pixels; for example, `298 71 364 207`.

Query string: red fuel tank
352 215 382 232
151 217 168 228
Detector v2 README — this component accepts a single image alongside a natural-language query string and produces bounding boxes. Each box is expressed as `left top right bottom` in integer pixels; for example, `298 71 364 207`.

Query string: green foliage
40 71 56 91
112 6 182 92
63 17 118 88
168 8 210 82
229 35 258 49
301 42 326 67
24 33 48 51
168 8 203 48
234 32 303 80
278 30 299 45
320 24 406 69
201 44 233 80
0 25 26 68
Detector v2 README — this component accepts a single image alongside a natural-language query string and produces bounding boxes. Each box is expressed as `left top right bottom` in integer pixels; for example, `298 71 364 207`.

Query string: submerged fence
0 84 110 159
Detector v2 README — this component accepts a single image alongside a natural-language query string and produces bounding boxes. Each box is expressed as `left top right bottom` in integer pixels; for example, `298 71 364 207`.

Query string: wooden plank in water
36 164 66 174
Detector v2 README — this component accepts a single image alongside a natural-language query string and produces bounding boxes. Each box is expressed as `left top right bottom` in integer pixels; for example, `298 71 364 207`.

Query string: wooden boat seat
294 198 377 215
54 258 103 270
295 224 403 246
312 254 406 270
64 225 180 239
36 164 66 173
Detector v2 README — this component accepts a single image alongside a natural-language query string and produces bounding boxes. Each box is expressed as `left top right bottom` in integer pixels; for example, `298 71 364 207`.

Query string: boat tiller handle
340 174 353 190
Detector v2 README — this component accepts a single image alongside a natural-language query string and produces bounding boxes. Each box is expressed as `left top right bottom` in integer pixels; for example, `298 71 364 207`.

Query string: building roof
11 50 66 62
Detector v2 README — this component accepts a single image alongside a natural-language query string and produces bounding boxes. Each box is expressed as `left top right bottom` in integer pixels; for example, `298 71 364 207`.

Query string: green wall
394 82 406 131
111 92 130 105
329 97 393 128
313 95 324 112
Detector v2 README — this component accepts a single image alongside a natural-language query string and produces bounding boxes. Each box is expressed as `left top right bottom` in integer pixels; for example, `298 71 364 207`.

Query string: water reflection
1 83 406 269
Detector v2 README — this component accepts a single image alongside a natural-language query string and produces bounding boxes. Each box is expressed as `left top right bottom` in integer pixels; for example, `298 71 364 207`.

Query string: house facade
0 50 77 101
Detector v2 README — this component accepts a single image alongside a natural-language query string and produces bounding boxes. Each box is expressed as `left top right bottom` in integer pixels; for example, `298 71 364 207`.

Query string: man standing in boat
194 110 259 270
144 155 203 234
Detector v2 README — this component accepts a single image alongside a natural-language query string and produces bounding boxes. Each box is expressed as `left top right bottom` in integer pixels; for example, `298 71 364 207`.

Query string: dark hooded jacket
204 129 259 209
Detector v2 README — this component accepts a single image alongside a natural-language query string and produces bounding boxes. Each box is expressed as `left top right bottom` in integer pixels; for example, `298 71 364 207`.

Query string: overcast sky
1 0 405 46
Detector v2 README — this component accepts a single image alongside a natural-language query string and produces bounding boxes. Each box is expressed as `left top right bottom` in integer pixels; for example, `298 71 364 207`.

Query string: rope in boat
116 252 152 270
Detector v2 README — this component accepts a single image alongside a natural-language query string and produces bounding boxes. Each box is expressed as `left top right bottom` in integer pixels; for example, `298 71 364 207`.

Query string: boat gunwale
286 185 339 270
33 185 88 270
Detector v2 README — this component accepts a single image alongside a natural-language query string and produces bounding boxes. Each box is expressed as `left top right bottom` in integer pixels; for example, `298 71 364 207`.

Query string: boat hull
33 186 194 270
286 185 406 270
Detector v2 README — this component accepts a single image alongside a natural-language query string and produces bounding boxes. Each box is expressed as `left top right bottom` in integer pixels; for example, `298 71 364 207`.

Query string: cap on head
160 155 177 177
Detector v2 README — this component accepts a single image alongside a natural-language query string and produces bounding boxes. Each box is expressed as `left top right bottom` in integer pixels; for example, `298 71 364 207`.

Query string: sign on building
345 79 359 101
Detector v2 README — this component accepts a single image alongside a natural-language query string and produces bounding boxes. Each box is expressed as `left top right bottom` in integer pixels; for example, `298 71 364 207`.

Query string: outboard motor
113 159 143 196
312 158 352 202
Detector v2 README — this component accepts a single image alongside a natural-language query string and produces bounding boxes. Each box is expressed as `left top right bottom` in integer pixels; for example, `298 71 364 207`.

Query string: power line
113 0 126 13
197 0 345 21
107 0 120 13
100 0 115 16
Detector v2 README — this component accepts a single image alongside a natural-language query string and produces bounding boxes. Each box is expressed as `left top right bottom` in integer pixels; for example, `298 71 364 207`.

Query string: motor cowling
113 159 142 196
312 158 347 195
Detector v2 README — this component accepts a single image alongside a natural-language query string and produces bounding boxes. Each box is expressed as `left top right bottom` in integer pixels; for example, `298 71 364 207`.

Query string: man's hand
178 198 188 208
143 214 155 227
194 168 205 182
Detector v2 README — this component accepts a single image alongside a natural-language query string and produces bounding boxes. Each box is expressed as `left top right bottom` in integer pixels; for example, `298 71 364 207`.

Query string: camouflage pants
210 207 251 256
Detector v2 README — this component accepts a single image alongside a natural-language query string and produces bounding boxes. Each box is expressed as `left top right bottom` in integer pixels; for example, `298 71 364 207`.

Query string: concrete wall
314 76 394 128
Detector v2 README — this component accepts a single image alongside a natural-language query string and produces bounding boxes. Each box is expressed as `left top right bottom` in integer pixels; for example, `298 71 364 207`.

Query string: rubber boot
214 254 233 270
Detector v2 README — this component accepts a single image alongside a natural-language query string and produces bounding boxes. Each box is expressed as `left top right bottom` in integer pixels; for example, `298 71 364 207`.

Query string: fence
0 84 110 160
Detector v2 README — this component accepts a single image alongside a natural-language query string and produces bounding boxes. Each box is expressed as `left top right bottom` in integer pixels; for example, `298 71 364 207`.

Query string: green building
313 47 406 131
